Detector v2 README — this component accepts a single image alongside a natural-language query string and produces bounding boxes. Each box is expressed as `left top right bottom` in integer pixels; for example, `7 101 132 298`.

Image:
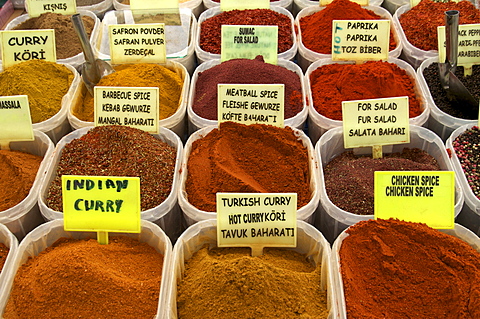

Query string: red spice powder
309 61 422 120
399 0 480 51
200 9 293 54
299 0 396 54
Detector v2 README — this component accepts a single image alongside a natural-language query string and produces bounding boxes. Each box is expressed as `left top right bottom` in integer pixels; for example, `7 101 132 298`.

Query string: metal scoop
438 10 478 118
71 13 114 96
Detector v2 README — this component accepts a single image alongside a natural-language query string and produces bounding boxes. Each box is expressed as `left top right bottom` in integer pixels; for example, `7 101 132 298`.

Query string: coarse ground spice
340 218 480 319
193 56 303 120
0 150 43 211
177 246 329 319
310 61 422 120
324 148 440 215
452 126 480 197
423 63 480 119
0 243 9 272
46 125 176 212
0 59 74 123
399 0 480 51
76 0 103 5
185 122 311 212
200 9 293 54
13 12 95 59
4 236 164 319
74 63 183 122
299 0 396 54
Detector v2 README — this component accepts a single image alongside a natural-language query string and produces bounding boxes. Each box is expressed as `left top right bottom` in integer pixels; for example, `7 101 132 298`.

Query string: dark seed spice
324 149 440 215
46 125 176 212
423 63 480 119
452 126 480 197
200 9 293 54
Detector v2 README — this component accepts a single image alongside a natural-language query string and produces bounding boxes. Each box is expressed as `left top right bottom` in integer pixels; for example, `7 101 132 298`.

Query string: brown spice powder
4 236 164 319
0 243 9 272
0 150 43 211
177 246 329 319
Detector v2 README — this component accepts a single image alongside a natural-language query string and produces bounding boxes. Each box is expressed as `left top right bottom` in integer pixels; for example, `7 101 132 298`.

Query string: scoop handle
71 14 101 84
445 10 459 74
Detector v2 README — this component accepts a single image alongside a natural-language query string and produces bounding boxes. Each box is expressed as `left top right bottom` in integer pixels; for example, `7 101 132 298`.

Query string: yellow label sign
438 24 480 67
332 20 390 62
321 0 368 5
62 175 141 233
0 95 34 144
374 171 455 229
220 0 270 11
129 0 180 24
218 83 284 127
221 25 278 64
216 193 297 256
109 24 166 65
94 86 159 134
342 97 409 148
0 30 56 69
411 0 459 7
26 0 76 17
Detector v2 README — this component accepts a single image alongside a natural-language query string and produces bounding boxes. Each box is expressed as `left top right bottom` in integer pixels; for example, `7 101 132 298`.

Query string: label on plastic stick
342 96 410 149
62 175 141 234
438 24 480 73
216 193 297 257
374 171 455 229
220 0 270 11
218 83 284 127
221 25 278 64
94 86 159 134
332 20 390 62
129 0 180 25
0 95 34 144
26 0 76 17
0 30 56 69
109 24 166 65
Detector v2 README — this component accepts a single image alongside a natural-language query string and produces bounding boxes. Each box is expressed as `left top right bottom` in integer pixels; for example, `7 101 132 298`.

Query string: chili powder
46 125 176 212
200 9 293 54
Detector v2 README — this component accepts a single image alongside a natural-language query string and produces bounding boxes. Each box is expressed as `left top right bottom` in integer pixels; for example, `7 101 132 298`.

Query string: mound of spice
0 150 43 211
452 126 480 197
200 9 293 54
399 0 480 51
309 61 422 121
185 122 311 212
340 218 480 318
74 63 183 122
324 148 440 215
46 125 176 212
193 56 303 120
4 236 164 319
177 246 329 319
299 0 396 54
0 243 9 272
0 59 74 123
423 63 480 119
13 12 95 59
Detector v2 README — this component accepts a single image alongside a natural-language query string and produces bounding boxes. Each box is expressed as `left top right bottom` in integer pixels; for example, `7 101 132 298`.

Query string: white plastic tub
417 57 476 142
167 219 336 319
306 57 429 144
195 6 297 64
332 222 480 318
96 8 197 75
0 130 53 240
0 219 172 319
295 5 402 72
314 125 464 244
67 60 190 141
38 126 183 241
186 58 308 135
447 124 480 236
178 125 320 226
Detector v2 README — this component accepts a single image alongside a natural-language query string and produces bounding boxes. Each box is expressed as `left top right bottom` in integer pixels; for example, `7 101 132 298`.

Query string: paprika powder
309 61 422 121
299 0 396 54
338 218 480 318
